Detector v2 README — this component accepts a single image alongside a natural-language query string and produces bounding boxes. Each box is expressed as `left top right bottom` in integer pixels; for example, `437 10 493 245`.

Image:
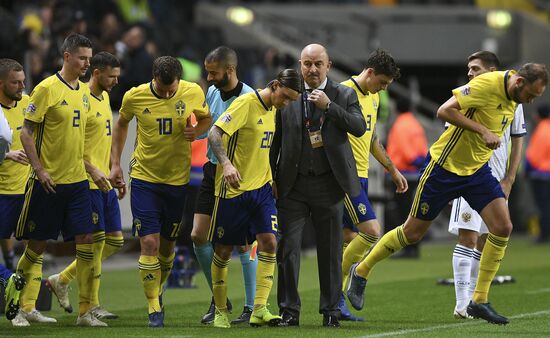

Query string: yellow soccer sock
158 251 175 294
138 255 161 314
473 233 509 304
102 234 124 261
16 247 43 313
59 260 76 285
254 251 276 306
212 253 229 310
76 243 94 315
356 225 409 278
90 232 106 307
342 232 378 291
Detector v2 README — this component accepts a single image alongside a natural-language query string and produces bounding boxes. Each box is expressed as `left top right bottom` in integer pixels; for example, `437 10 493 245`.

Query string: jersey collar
350 76 367 96
504 70 512 101
150 81 178 100
255 90 269 111
0 101 17 110
56 72 79 90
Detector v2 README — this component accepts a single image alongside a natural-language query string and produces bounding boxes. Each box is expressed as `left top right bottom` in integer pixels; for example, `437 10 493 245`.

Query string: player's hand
222 161 241 189
481 130 501 149
500 178 513 199
5 150 29 165
390 168 408 193
91 167 111 192
272 181 278 199
108 165 126 193
307 89 331 110
183 117 196 142
116 183 127 200
36 168 56 194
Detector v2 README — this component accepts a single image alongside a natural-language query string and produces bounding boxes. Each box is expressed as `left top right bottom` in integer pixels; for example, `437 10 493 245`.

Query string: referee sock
239 249 257 309
76 243 94 315
342 232 378 291
212 253 230 310
16 247 43 313
254 251 276 306
194 242 214 290
356 225 409 279
469 249 482 300
138 255 161 314
90 232 106 307
473 233 508 304
158 251 175 294
452 244 473 311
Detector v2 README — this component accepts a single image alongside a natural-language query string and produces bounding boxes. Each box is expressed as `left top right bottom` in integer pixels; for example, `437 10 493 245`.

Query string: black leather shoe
467 301 509 325
323 314 340 328
280 311 299 326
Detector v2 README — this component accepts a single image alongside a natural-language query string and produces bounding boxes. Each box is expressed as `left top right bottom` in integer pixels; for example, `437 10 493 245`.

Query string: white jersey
448 104 525 234
0 106 13 163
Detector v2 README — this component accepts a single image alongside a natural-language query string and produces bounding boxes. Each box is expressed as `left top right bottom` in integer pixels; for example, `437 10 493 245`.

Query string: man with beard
47 52 125 323
347 63 548 325
191 46 255 325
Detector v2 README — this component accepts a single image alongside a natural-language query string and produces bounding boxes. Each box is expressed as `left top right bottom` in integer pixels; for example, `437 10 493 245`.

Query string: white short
448 197 488 235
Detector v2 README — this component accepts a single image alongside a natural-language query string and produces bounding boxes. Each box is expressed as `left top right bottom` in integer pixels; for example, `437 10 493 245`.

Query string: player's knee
257 235 277 253
457 232 477 248
140 236 159 255
403 228 424 244
492 222 513 237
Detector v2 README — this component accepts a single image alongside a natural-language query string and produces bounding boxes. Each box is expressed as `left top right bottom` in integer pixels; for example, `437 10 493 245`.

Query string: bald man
270 44 366 328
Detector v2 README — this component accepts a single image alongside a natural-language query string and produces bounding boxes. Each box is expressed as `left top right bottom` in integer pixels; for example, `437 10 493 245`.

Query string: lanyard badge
304 91 324 148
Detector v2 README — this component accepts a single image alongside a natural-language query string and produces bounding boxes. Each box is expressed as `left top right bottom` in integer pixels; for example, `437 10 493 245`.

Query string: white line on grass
526 288 550 294
357 310 550 338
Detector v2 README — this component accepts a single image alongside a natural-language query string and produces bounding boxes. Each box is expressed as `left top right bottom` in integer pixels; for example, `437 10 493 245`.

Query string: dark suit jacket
270 78 366 199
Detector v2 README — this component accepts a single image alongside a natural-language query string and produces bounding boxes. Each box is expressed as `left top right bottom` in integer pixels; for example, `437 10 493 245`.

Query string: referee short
195 161 216 215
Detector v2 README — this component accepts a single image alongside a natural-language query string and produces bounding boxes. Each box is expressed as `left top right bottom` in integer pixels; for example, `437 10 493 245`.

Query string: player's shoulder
125 82 150 100
178 80 202 93
240 82 254 94
33 74 58 92
471 70 505 86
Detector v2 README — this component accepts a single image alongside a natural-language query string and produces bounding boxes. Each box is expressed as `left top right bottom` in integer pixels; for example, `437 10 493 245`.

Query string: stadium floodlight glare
486 10 512 30
226 6 254 26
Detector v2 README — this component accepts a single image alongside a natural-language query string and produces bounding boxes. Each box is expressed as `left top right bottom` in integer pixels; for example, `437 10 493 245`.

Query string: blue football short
410 154 505 221
343 177 376 232
16 179 94 240
130 178 187 240
0 194 24 238
89 189 122 233
209 183 277 246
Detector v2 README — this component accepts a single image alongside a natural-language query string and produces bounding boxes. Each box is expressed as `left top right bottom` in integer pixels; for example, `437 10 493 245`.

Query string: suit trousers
276 172 344 317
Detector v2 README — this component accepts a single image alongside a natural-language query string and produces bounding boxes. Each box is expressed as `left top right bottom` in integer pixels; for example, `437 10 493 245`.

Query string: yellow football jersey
120 80 209 185
85 91 114 190
341 77 379 178
430 70 517 176
214 91 274 198
25 73 90 184
0 95 31 194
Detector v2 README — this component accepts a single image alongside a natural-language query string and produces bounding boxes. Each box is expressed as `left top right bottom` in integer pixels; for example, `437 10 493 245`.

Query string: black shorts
195 161 216 215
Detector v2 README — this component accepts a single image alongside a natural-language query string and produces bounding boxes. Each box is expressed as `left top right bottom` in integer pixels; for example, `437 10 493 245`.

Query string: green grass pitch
2 237 549 337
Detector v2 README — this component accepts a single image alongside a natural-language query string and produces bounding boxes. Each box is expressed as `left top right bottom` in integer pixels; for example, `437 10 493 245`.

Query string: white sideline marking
526 288 550 294
358 310 550 338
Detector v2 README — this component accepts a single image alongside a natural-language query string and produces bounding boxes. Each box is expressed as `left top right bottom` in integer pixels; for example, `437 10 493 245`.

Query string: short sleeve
191 85 209 119
511 104 526 137
214 96 249 137
452 74 494 110
26 84 51 123
119 88 136 121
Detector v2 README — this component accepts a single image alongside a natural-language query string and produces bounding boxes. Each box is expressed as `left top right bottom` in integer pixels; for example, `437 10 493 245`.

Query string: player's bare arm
108 115 129 198
20 118 56 193
437 96 500 149
208 125 241 189
370 127 408 193
500 136 524 198
84 159 111 193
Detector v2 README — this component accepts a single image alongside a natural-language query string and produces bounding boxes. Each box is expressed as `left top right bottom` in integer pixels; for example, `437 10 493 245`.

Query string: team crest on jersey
27 220 36 233
358 203 367 215
460 85 470 96
221 114 232 123
175 100 186 117
82 94 89 110
217 226 224 239
26 103 36 115
92 212 99 225
461 212 472 223
420 202 430 215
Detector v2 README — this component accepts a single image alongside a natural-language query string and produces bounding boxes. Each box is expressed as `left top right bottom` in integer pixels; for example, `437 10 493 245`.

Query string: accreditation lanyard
303 91 324 148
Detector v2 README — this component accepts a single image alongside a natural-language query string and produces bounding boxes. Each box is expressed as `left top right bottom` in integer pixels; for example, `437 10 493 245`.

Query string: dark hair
518 63 548 86
0 58 23 79
538 105 550 119
205 46 238 69
468 51 500 69
90 52 120 73
273 69 303 94
365 49 400 79
152 56 183 85
61 33 93 54
395 96 411 113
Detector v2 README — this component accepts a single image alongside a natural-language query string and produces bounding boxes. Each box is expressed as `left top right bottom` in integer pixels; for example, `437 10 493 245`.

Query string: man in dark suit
270 44 366 328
